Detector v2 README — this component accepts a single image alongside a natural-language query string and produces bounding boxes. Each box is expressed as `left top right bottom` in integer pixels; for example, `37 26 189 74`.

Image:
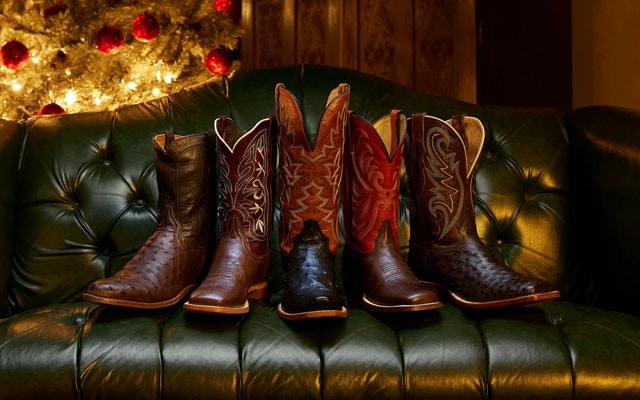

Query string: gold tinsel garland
0 0 243 120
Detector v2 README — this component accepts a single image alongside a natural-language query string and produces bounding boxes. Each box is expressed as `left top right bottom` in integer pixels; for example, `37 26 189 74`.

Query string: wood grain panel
358 0 414 87
241 0 477 102
413 0 476 102
414 0 455 98
297 0 326 64
242 0 295 68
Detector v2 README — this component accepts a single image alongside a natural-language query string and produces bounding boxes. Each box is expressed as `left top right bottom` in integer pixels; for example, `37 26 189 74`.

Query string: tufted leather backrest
7 88 229 313
0 119 23 316
1 65 569 315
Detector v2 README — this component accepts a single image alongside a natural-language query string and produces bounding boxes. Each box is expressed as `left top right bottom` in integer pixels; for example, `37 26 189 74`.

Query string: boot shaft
152 132 211 248
344 110 407 254
406 113 485 245
275 83 350 255
214 116 276 244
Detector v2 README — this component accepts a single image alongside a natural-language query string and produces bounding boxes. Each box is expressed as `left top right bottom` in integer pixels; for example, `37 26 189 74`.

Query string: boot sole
82 285 197 309
182 281 268 315
277 303 347 321
361 294 443 313
436 284 562 310
183 300 249 314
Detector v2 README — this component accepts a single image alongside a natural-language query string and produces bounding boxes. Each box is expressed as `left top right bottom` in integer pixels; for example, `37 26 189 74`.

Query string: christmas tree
0 0 242 120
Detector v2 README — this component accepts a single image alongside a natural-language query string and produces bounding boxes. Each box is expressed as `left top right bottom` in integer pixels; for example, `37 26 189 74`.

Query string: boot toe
362 284 442 312
282 291 345 313
184 283 250 312
405 287 441 306
188 290 227 306
85 278 129 299
278 290 347 320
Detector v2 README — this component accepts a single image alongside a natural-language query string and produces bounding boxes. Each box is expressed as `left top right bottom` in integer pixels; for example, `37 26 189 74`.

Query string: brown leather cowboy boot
275 83 349 320
343 110 442 312
84 132 211 309
406 113 561 309
184 116 276 314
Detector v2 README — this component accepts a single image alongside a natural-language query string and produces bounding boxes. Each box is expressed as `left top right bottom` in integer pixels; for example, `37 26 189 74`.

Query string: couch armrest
565 105 640 316
0 119 23 318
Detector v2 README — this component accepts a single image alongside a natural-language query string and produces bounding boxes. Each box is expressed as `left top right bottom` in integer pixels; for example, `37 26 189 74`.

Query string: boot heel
247 281 269 300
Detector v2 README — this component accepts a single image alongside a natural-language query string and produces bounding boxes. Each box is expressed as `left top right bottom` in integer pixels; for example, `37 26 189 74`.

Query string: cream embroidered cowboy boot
184 116 276 314
406 113 560 309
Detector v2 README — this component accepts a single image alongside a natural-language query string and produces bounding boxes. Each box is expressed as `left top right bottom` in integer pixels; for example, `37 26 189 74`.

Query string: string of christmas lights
0 0 242 120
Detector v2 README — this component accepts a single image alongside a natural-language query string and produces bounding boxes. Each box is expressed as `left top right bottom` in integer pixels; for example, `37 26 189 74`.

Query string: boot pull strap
215 116 228 140
389 109 405 152
409 112 426 144
346 110 354 131
326 83 351 108
164 131 175 147
451 115 466 147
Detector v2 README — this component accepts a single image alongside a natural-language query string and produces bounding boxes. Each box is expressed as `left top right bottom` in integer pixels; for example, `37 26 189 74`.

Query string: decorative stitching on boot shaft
276 83 350 255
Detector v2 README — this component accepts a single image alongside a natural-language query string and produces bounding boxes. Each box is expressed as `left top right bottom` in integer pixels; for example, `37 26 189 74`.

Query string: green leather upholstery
0 118 21 317
1 65 639 399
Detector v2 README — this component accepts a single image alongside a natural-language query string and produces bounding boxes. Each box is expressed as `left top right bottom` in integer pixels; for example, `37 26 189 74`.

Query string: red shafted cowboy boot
406 113 561 309
343 110 442 312
275 83 349 320
84 132 211 309
184 116 276 314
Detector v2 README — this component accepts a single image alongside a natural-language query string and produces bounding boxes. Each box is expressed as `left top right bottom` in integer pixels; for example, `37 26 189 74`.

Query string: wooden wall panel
414 0 455 98
358 0 414 87
241 0 476 102
296 0 327 65
242 0 295 68
414 0 476 101
294 0 358 68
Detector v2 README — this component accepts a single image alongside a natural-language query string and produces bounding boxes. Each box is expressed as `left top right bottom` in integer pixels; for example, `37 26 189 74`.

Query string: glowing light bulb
64 89 78 105
163 73 172 84
152 87 160 96
11 83 22 91
127 81 138 91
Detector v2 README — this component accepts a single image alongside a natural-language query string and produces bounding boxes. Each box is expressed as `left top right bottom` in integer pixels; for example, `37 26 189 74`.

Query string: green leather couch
1 65 639 399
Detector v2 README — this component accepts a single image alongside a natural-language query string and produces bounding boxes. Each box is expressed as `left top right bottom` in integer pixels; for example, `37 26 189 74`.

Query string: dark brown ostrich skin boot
406 113 560 309
343 110 441 312
184 116 276 314
84 132 211 309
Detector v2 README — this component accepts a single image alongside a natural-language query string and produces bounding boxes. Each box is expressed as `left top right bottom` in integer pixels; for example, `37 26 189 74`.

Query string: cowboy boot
406 113 561 309
343 110 442 312
275 83 349 320
84 132 211 309
184 116 276 314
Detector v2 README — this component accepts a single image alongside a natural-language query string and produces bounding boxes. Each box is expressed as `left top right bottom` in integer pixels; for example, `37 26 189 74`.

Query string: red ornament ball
96 24 124 55
1 40 29 70
38 103 66 116
132 12 160 42
213 0 234 13
43 1 68 19
204 48 232 75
